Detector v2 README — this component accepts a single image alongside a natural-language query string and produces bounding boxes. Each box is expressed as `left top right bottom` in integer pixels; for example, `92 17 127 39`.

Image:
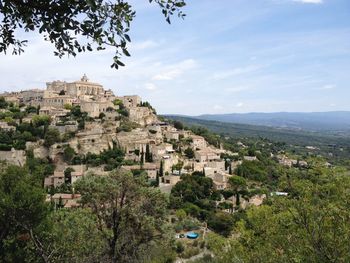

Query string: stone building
195 148 221 162
0 91 20 104
0 148 26 166
46 74 104 97
80 98 114 118
128 107 158 126
191 135 207 149
116 95 141 108
42 93 75 108
19 89 44 105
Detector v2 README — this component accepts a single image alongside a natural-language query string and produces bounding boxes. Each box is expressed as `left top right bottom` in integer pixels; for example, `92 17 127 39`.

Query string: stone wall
0 148 26 166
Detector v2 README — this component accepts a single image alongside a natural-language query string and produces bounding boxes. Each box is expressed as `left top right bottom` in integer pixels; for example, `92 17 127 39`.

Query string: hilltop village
2 76 349 262
0 75 266 208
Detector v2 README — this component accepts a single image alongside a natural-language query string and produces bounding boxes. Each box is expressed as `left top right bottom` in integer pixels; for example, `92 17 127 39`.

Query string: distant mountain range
180 111 350 132
164 115 350 149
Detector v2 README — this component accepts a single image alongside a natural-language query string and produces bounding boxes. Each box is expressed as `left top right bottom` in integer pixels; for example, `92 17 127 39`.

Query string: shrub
175 241 185 254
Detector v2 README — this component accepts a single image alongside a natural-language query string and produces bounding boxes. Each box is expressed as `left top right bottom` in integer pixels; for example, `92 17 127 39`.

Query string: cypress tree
140 149 144 169
145 144 151 162
159 160 164 177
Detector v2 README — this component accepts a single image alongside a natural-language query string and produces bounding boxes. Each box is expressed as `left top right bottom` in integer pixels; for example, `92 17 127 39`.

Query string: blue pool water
186 232 199 239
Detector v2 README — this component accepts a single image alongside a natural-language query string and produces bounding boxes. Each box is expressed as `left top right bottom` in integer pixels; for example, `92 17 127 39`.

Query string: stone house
151 143 175 159
44 165 86 188
163 174 181 185
210 172 231 190
19 89 44 105
122 163 158 180
48 193 81 208
39 106 70 118
178 130 191 138
44 171 65 188
165 130 180 141
195 149 221 162
80 98 114 118
42 93 75 108
191 135 207 149
116 95 141 108
0 91 20 104
229 194 266 210
206 160 225 171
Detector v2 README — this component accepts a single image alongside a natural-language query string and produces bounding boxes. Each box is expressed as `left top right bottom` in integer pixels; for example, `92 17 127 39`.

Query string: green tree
43 128 60 147
0 96 8 108
184 147 195 159
63 145 76 163
0 165 51 262
47 208 107 262
25 105 37 114
173 120 184 130
99 112 106 119
218 174 350 262
145 144 153 162
170 174 215 218
159 160 164 177
228 176 247 207
207 212 234 237
32 114 51 127
64 167 74 184
74 169 169 263
0 0 185 68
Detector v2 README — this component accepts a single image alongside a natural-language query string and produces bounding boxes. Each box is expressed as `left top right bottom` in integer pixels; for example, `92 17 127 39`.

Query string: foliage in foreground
0 0 185 68
0 166 174 263
205 173 350 263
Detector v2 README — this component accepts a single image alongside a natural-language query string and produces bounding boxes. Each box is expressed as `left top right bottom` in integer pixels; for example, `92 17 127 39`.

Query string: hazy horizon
165 110 350 116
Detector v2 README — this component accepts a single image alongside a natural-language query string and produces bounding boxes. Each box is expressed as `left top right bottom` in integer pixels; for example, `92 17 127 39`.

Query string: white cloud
236 102 244 108
152 69 182 80
152 59 197 81
293 0 323 4
130 40 159 51
213 105 224 110
211 65 263 80
225 86 251 93
145 83 157 91
318 84 336 90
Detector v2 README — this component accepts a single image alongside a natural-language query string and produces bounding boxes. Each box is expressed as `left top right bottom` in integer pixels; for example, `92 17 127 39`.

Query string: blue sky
0 0 349 115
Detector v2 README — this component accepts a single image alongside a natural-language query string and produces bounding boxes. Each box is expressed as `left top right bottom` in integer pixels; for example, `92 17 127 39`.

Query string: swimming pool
186 232 199 239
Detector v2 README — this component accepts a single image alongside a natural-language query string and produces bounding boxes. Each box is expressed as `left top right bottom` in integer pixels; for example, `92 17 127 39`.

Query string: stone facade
0 148 26 166
195 149 221 162
116 95 141 108
80 99 114 118
46 74 104 97
0 121 16 131
128 107 158 126
191 135 207 149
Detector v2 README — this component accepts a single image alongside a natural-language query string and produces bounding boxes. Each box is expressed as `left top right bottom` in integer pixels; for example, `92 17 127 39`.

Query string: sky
0 0 349 115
